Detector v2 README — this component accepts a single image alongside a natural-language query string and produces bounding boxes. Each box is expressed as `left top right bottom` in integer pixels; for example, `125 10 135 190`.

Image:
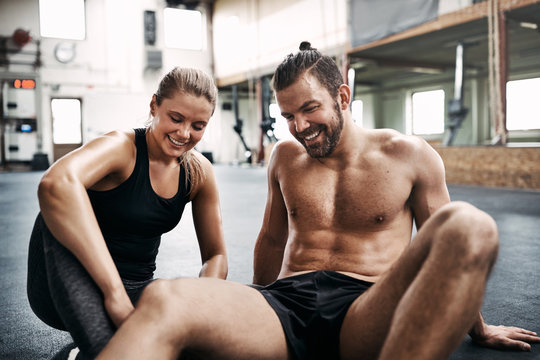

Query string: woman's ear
338 84 351 110
150 94 157 117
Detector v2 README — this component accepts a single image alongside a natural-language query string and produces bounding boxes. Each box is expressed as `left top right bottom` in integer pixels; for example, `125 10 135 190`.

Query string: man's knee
432 201 499 266
137 279 186 321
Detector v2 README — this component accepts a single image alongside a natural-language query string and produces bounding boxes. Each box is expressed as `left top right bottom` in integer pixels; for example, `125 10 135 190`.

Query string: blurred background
1 1 539 359
0 0 539 188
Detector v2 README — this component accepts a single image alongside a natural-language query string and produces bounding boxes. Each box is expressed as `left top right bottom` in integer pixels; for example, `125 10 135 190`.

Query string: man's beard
298 101 344 158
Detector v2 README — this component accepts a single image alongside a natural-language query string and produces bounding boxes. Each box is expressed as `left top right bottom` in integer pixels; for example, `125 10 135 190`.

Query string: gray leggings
27 213 152 359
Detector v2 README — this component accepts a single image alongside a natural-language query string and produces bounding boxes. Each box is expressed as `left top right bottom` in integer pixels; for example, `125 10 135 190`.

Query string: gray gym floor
1 165 539 359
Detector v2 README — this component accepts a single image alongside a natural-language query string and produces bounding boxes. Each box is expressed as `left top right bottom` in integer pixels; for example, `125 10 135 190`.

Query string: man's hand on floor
471 324 540 351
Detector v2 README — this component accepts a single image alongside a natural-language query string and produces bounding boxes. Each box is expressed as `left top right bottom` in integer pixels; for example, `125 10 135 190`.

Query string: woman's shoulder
102 129 136 144
92 129 137 155
43 129 138 190
182 150 214 198
190 149 213 169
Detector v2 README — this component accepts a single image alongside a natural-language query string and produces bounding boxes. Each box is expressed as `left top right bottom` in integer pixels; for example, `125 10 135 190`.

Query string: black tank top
87 128 191 280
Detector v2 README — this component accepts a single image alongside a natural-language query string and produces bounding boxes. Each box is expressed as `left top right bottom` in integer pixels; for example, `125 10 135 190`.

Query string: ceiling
347 1 540 90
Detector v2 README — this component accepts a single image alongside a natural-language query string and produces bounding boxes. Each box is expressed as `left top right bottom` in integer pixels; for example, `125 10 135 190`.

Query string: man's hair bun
299 41 316 51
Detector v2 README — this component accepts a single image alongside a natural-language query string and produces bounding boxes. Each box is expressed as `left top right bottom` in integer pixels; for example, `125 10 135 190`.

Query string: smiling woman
147 68 217 191
26 67 227 359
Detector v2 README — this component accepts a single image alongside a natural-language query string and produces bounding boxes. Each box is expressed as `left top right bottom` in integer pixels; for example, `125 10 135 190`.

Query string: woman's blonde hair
153 67 218 194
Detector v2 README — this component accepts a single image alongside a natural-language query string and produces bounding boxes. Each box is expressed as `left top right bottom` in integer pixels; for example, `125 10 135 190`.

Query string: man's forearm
253 247 283 285
253 260 280 285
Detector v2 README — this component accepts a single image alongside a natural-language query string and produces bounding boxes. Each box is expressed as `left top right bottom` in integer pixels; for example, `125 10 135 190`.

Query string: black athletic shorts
254 270 373 360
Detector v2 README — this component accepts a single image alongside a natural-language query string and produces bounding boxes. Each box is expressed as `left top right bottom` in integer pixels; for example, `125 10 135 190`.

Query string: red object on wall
12 28 32 47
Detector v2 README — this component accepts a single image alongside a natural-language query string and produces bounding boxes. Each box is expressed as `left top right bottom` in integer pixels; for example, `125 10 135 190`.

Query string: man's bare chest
281 166 411 230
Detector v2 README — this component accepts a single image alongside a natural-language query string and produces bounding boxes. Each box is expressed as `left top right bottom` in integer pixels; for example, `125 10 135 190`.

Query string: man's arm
408 137 540 350
406 137 450 228
253 144 289 286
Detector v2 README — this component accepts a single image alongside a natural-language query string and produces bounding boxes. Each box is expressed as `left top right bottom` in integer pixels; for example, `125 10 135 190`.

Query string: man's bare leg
98 278 290 360
340 201 499 360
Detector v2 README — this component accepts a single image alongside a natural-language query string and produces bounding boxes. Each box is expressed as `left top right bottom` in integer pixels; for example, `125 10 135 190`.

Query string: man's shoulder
271 139 305 160
368 129 427 157
367 129 444 180
267 140 308 178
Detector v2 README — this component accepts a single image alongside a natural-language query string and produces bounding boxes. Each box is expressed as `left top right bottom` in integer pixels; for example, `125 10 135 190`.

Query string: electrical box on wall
144 10 156 46
4 130 37 161
3 80 36 119
1 79 38 162
146 50 162 69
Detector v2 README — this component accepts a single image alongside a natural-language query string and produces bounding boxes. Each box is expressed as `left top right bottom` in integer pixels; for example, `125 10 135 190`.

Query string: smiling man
98 42 540 360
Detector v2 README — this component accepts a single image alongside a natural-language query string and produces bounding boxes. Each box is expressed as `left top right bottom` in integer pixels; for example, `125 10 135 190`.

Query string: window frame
408 88 446 140
39 0 86 40
505 75 540 142
163 7 206 51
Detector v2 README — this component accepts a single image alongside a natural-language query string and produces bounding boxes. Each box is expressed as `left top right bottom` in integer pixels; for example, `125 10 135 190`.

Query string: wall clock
54 42 76 64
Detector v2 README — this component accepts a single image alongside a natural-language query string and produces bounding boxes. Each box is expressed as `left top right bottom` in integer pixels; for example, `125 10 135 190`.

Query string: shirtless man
98 42 540 360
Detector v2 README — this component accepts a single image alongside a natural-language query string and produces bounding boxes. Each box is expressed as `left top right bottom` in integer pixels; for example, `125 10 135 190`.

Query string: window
39 0 85 40
214 15 240 57
506 77 540 131
51 99 82 144
164 8 204 50
411 89 445 135
351 100 363 125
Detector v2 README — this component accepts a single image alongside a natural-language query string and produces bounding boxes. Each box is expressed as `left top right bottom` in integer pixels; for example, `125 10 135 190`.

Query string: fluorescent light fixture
519 22 538 30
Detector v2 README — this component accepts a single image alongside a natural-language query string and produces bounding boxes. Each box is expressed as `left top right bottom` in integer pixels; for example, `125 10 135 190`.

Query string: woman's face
149 91 213 159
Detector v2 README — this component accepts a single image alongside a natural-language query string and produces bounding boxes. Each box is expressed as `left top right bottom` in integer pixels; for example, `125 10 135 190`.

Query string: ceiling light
519 22 538 30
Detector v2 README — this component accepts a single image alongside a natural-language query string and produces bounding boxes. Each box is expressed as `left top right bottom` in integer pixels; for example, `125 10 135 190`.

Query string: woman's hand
104 288 135 328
